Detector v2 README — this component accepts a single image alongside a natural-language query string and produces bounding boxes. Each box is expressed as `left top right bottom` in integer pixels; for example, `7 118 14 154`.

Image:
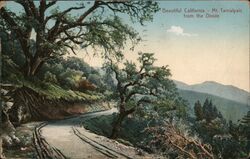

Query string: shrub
76 79 96 91
43 72 58 84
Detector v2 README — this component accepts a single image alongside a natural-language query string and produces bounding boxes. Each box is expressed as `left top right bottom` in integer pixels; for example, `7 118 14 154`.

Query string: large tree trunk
30 57 43 76
24 57 43 77
110 112 127 139
110 103 135 139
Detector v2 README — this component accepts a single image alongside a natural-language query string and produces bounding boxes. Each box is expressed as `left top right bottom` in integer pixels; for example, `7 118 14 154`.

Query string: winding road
35 109 160 159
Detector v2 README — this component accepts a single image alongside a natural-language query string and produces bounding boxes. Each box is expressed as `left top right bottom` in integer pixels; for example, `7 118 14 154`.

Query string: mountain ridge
174 80 250 105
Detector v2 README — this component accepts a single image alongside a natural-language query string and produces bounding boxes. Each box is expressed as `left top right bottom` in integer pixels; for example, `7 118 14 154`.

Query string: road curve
38 109 158 159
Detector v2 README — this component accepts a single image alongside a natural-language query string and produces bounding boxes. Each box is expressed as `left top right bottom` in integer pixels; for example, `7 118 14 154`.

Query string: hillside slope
178 89 250 122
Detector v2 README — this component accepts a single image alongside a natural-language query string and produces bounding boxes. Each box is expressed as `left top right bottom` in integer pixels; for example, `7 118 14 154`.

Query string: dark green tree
63 57 92 76
240 111 250 151
202 99 211 122
193 100 248 159
0 0 159 76
202 99 220 123
241 111 250 125
194 100 203 121
105 52 179 139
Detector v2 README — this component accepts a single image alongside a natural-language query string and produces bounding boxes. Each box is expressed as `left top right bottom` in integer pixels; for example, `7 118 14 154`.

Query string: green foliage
103 52 188 138
82 114 152 147
179 89 249 122
62 57 92 76
210 118 249 159
37 56 109 92
1 1 160 76
241 111 250 126
239 111 250 151
192 100 249 158
87 74 101 85
212 135 246 159
1 53 101 101
0 31 27 68
194 100 203 120
59 68 83 88
193 99 226 140
1 54 24 84
104 52 186 118
43 72 58 84
201 99 222 122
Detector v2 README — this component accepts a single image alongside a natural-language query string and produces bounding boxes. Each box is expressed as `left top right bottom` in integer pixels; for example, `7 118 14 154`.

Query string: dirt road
38 109 159 159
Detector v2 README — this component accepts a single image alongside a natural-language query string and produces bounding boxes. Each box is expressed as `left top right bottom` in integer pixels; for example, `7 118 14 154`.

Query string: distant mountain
173 80 190 90
174 80 250 105
178 89 250 122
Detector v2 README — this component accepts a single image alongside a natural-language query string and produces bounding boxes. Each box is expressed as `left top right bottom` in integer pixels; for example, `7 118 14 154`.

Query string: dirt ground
41 109 163 159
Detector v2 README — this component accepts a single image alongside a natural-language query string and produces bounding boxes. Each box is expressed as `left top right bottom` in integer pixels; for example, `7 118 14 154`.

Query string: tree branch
45 5 85 24
45 0 57 10
0 7 32 59
63 30 85 44
46 5 86 41
63 44 77 55
27 0 38 18
0 8 23 37
55 1 100 36
39 0 46 23
125 107 136 115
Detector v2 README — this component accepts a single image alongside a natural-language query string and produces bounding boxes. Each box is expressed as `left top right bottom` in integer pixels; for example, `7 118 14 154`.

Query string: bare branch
147 122 214 159
55 1 100 35
45 0 57 10
46 5 87 41
45 5 85 24
63 44 77 55
63 30 84 44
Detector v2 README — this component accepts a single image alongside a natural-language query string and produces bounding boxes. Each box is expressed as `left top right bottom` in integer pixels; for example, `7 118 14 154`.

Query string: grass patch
17 79 102 101
3 75 102 101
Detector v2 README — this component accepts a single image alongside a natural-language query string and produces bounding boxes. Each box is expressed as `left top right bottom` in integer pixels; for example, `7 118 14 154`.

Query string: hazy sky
6 1 250 91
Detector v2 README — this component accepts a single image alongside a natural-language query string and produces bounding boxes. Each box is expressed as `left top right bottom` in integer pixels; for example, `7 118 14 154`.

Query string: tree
194 99 227 141
104 52 178 139
202 99 212 122
43 71 58 84
58 68 83 89
202 99 221 123
63 57 92 76
76 79 96 91
240 111 250 151
194 100 203 121
241 111 250 125
0 0 159 76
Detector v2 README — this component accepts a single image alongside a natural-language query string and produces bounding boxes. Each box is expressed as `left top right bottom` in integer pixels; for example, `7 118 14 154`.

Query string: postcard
0 1 249 158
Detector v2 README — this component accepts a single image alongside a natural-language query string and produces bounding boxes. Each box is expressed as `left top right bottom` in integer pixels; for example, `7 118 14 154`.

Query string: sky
139 1 250 92
5 1 250 92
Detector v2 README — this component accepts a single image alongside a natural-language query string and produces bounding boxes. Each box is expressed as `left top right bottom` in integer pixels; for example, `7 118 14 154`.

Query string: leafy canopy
104 52 183 118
